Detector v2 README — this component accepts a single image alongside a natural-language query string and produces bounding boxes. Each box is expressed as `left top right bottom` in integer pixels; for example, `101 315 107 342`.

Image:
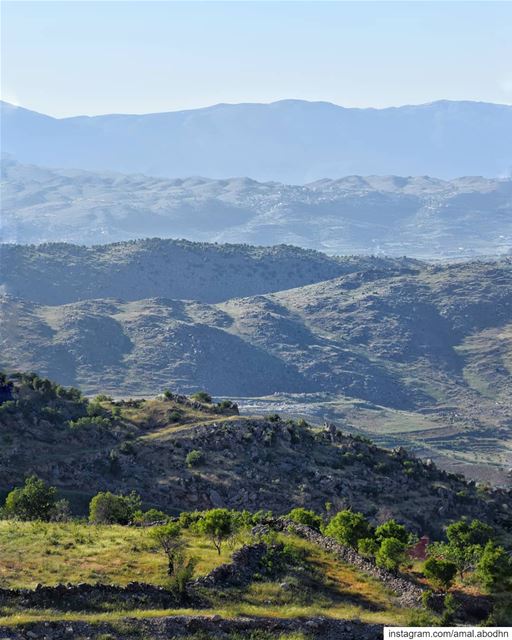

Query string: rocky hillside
2 156 511 257
0 239 416 305
0 374 510 538
1 252 511 483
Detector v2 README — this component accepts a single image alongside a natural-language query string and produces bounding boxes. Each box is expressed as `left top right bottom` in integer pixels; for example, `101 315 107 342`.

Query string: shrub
441 593 457 625
186 449 204 467
358 537 379 558
191 391 212 403
324 510 371 548
475 541 511 591
3 476 57 521
423 557 457 591
375 519 410 545
150 522 184 574
69 416 111 430
375 537 407 571
88 491 141 525
287 507 323 531
94 394 113 403
150 522 196 595
51 498 72 522
133 508 169 524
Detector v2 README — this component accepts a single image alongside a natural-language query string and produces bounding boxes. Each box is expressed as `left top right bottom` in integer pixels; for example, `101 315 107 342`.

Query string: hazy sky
2 1 512 117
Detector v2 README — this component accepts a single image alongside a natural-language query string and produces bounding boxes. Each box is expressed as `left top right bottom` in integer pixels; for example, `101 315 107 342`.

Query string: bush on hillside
287 507 323 531
185 449 204 467
191 391 212 403
2 476 57 521
324 510 371 548
88 491 141 525
423 557 457 591
375 537 407 571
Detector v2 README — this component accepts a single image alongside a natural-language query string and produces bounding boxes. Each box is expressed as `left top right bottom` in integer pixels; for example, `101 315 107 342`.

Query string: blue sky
2 1 511 117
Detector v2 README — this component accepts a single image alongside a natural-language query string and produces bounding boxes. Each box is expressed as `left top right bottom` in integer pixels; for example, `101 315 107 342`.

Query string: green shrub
423 557 457 591
375 519 410 545
475 541 511 591
375 537 406 571
358 537 379 558
186 449 204 467
441 593 457 625
287 507 323 531
133 508 169 524
191 391 212 403
69 416 111 429
88 491 141 525
3 476 57 521
324 510 371 548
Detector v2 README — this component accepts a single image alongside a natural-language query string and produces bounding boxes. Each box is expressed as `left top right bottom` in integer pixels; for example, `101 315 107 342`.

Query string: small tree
88 491 141 525
3 476 57 521
423 557 457 591
430 518 494 580
287 507 323 531
151 522 196 595
475 541 511 591
375 519 410 545
151 522 185 575
196 508 233 555
324 510 371 548
375 537 406 571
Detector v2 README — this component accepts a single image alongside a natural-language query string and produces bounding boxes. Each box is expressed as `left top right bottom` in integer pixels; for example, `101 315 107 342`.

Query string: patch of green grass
0 521 231 588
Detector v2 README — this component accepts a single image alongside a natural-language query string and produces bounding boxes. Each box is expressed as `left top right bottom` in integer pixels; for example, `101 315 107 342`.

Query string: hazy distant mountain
2 99 511 182
2 156 511 257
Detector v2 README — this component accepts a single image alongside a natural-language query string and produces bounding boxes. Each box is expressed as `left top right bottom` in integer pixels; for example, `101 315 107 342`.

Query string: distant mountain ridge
2 156 511 257
2 99 511 182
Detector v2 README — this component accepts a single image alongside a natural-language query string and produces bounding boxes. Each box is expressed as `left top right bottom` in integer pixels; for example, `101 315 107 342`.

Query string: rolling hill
2 155 511 257
1 241 510 483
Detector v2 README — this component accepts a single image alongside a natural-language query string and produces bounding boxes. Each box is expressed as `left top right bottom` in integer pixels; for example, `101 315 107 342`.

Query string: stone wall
0 581 178 610
0 614 383 640
193 541 268 587
266 517 425 607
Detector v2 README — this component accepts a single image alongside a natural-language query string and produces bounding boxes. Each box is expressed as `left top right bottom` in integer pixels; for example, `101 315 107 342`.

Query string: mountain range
2 156 511 258
2 99 511 183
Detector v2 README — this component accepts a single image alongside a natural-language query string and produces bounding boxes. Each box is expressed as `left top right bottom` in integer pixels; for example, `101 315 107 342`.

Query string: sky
1 1 512 118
